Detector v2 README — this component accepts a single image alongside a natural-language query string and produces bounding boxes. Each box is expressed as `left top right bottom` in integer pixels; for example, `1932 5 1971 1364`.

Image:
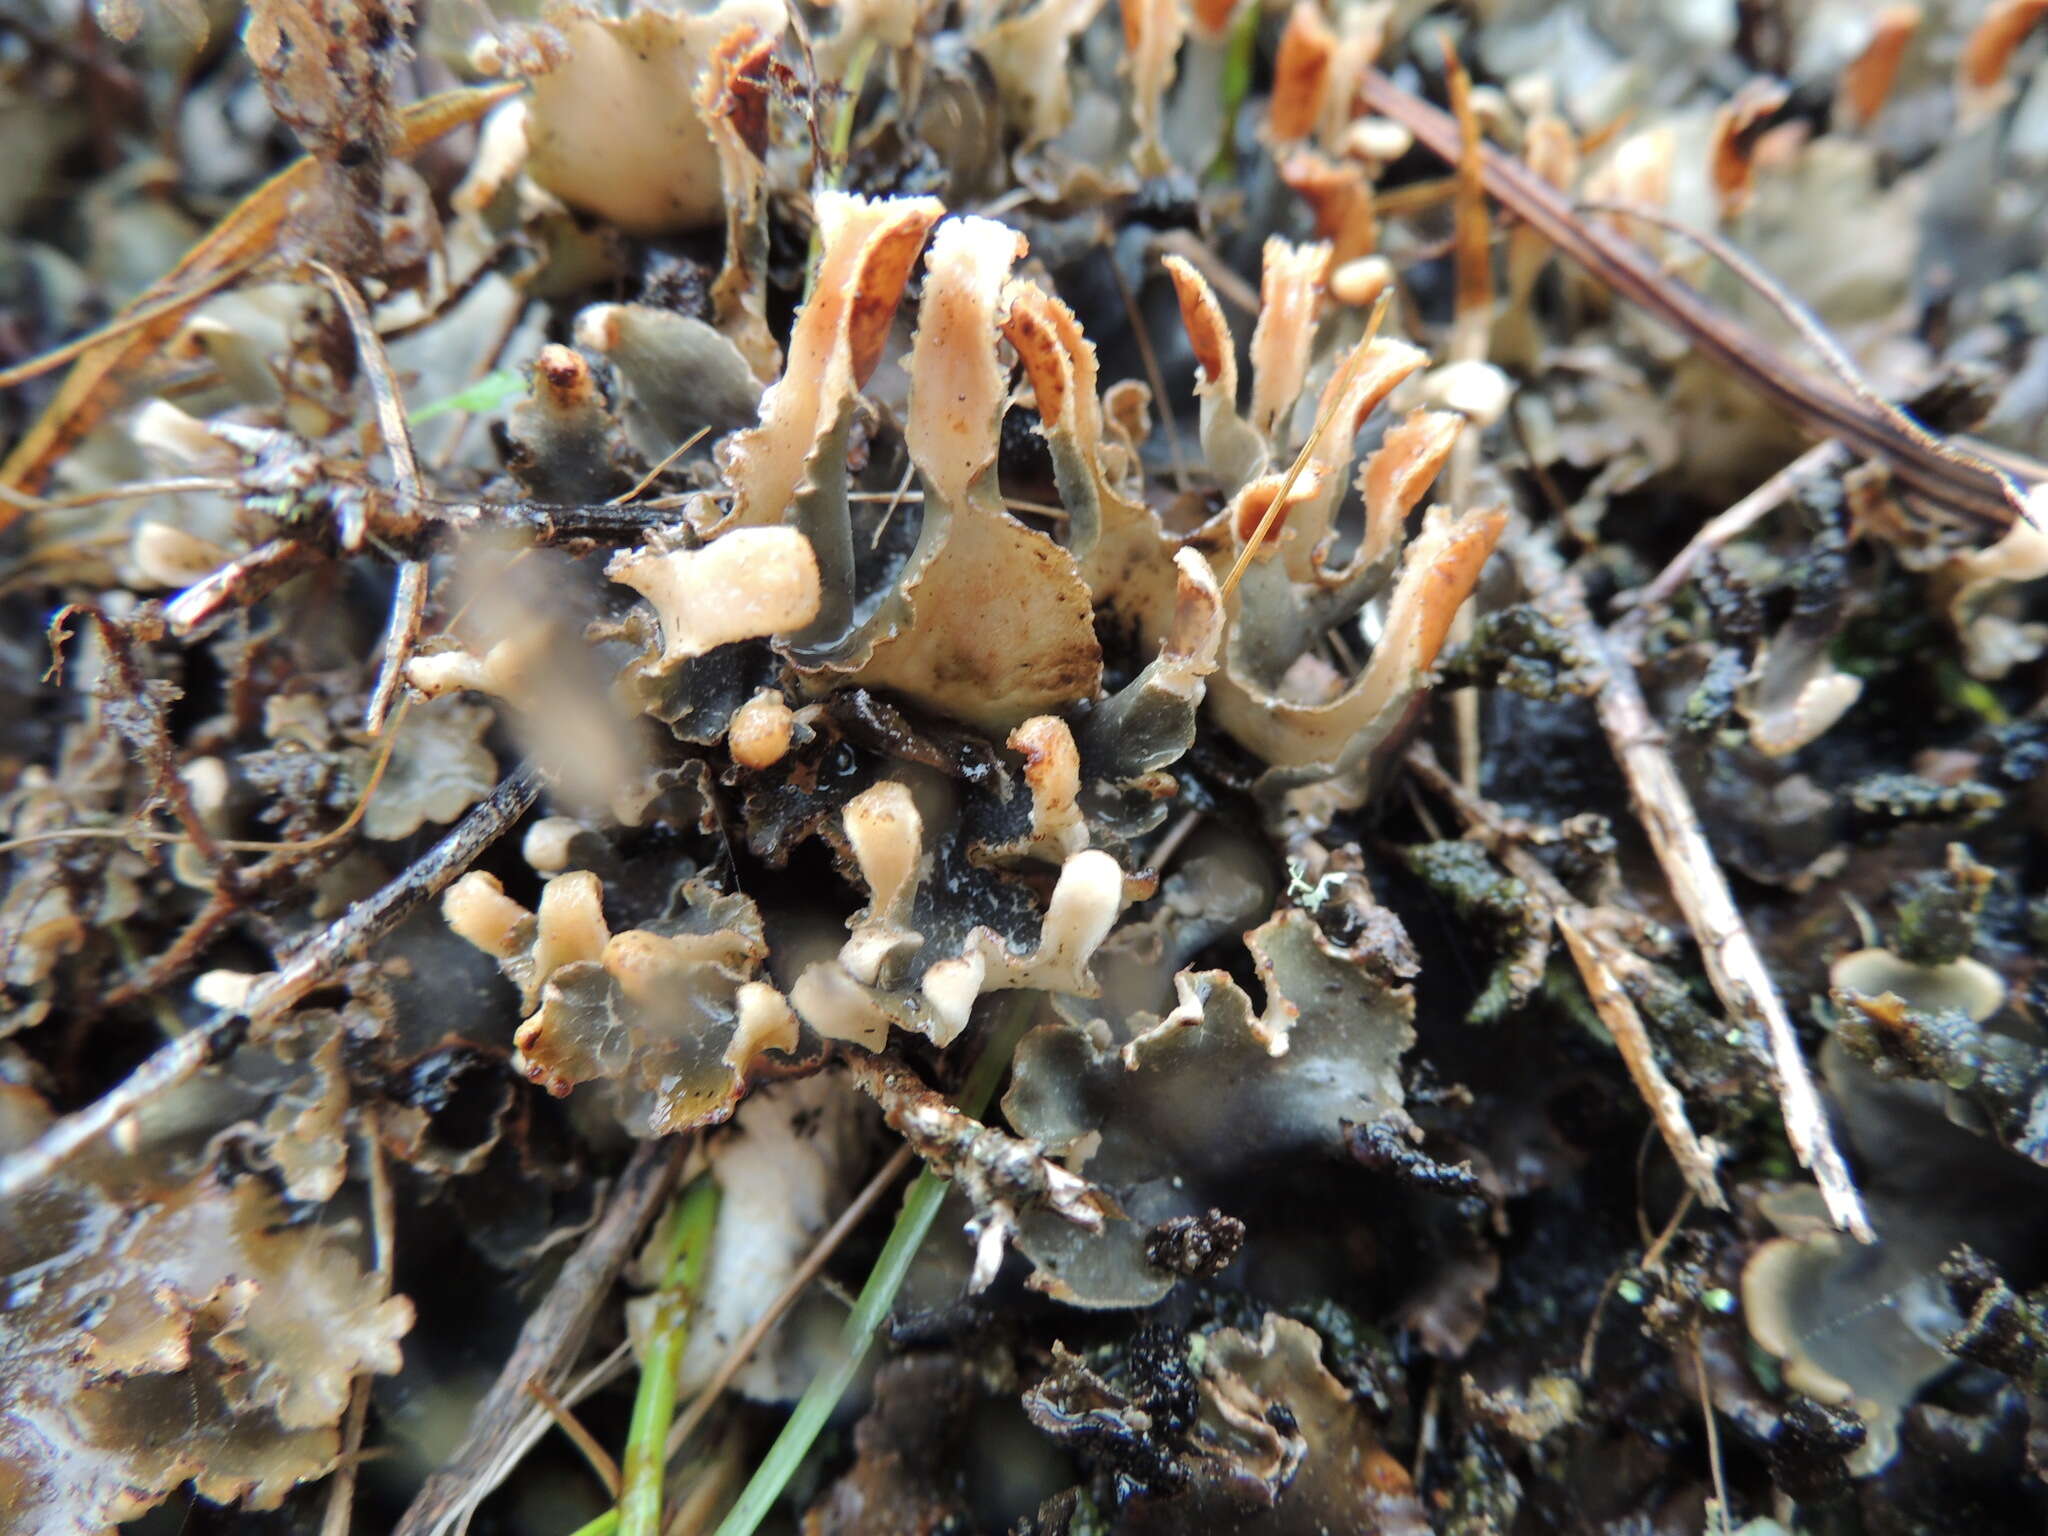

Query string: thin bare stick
611 427 712 508
1557 913 1725 1208
323 1110 398 1536
1627 441 1844 614
0 475 239 514
526 1378 624 1497
1356 66 2042 529
1574 197 2023 517
1640 1187 1698 1276
0 764 540 1203
314 262 433 737
1146 808 1205 877
164 536 325 637
1407 745 1724 1209
366 559 429 736
1508 534 1873 1240
314 262 427 497
395 1138 688 1536
869 461 918 550
664 1144 916 1459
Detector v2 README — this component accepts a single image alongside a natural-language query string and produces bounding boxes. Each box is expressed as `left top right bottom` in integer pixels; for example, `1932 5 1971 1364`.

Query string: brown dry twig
842 1050 1111 1291
1506 531 1873 1240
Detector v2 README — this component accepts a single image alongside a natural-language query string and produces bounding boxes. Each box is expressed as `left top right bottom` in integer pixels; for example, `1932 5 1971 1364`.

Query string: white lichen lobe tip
521 816 587 874
727 981 800 1068
843 781 924 916
533 870 611 978
442 871 530 961
730 689 797 769
607 527 822 666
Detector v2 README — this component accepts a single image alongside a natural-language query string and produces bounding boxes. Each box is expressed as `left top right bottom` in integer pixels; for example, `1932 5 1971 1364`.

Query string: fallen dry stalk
395 1138 687 1536
0 764 542 1203
1507 533 1873 1241
1406 745 1725 1210
1554 913 1725 1210
310 260 431 736
1356 67 2041 531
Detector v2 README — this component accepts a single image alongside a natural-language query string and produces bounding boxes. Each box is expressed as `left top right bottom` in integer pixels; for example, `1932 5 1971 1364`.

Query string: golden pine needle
1219 288 1392 602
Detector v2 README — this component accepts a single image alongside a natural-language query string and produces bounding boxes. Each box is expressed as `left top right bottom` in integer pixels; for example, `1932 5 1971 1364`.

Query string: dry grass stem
1509 535 1873 1241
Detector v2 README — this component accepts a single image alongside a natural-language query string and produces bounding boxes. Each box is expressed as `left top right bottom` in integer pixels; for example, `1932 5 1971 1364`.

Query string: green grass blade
617 1175 720 1536
709 995 1037 1536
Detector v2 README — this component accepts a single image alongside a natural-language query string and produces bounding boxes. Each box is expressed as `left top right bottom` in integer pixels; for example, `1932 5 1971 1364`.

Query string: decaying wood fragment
310 261 432 735
843 1051 1111 1292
